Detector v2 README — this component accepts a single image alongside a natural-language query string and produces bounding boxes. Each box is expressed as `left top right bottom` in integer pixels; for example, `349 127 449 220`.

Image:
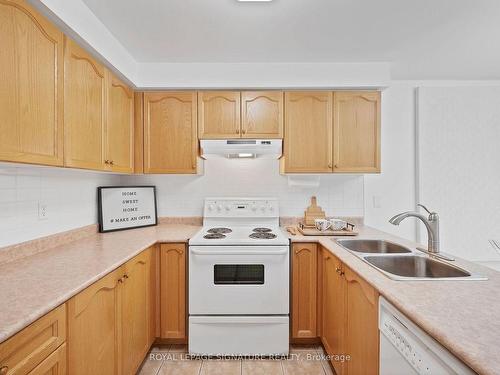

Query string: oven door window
214 264 264 285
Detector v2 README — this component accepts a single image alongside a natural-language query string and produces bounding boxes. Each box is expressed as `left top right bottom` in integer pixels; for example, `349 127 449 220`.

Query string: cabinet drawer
0 304 66 375
28 343 66 375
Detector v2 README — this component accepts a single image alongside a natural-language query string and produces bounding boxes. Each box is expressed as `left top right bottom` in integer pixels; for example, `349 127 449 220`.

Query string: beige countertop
1 223 499 374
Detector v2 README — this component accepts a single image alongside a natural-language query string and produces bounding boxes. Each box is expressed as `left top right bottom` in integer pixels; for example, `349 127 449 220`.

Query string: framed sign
98 186 158 233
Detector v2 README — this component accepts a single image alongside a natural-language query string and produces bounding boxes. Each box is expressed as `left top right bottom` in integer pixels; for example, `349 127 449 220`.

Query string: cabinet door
64 37 106 170
333 91 381 173
144 92 198 174
122 248 152 375
344 266 379 375
67 268 122 375
283 92 333 173
321 248 345 375
160 244 186 340
28 343 66 375
241 91 283 138
0 0 63 166
0 304 65 375
291 243 317 339
106 72 134 173
198 91 241 139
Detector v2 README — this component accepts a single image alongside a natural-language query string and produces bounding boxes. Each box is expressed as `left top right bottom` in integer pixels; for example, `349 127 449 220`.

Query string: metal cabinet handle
118 277 124 284
104 160 109 164
328 163 332 168
235 129 240 134
336 266 345 276
1 365 9 375
110 160 114 165
123 274 129 279
242 129 247 134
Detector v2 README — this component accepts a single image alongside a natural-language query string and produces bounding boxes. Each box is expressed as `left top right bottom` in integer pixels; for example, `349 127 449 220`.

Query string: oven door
189 246 289 315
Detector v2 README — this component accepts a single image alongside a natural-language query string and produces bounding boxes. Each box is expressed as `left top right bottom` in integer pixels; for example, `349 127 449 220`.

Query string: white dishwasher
379 297 475 375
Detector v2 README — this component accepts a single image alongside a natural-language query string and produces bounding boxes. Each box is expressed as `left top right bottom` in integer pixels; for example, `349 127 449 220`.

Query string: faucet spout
389 207 440 254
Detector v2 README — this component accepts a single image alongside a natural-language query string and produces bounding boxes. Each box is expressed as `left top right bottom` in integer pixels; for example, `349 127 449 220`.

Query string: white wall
364 84 417 241
417 86 500 261
0 165 119 247
123 158 364 218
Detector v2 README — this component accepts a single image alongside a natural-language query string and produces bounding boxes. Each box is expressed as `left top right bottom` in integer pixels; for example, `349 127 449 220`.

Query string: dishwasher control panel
379 297 475 375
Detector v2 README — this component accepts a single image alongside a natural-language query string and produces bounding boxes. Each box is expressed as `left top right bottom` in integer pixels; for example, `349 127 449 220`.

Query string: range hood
200 139 282 159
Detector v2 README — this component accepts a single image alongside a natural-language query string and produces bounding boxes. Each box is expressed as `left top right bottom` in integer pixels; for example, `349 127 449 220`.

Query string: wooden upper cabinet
0 0 64 166
241 91 283 138
282 92 333 173
344 266 379 375
64 37 106 170
144 92 198 174
160 243 186 340
198 91 241 139
122 248 152 375
291 243 317 339
67 268 122 375
106 73 134 173
333 91 381 173
321 248 346 375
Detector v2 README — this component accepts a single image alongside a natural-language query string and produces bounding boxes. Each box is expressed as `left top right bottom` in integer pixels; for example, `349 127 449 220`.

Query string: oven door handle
190 249 288 256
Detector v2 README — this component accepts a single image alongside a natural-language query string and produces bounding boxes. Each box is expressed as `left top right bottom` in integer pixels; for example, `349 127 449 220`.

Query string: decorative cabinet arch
143 92 198 174
106 73 134 173
0 0 64 166
198 91 241 139
67 268 122 375
333 91 381 173
291 243 317 339
282 91 333 173
242 91 283 138
64 37 106 170
160 244 187 340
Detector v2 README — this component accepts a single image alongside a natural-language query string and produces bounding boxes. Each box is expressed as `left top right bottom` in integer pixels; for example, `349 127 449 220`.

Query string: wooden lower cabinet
160 244 186 341
321 248 346 375
319 246 379 375
28 343 66 375
0 304 66 375
121 248 154 375
344 265 379 375
67 247 154 375
67 268 122 375
291 243 317 339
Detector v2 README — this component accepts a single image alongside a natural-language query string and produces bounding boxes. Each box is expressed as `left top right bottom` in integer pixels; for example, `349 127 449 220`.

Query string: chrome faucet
389 204 440 255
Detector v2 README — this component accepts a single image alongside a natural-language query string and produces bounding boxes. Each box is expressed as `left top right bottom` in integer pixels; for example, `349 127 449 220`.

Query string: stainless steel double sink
335 239 487 281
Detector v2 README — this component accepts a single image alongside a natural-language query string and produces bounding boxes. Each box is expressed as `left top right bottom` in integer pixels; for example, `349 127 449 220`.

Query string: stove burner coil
207 227 232 234
203 233 226 239
252 228 272 233
249 232 277 240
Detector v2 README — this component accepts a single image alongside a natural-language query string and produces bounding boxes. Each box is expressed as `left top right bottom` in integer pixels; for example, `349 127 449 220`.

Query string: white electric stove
188 198 290 357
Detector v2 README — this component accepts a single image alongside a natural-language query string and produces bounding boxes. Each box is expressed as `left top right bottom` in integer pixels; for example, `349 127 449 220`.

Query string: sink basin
363 255 485 280
336 239 412 254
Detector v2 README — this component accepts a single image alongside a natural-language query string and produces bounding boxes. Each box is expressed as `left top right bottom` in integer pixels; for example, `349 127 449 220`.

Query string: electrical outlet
38 202 49 220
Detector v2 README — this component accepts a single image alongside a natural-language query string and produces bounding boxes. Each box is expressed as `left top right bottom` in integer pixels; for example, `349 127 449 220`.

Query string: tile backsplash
123 158 364 218
0 165 119 247
0 158 364 248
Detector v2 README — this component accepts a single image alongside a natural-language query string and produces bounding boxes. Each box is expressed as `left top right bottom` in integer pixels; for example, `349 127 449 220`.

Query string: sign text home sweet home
98 186 158 232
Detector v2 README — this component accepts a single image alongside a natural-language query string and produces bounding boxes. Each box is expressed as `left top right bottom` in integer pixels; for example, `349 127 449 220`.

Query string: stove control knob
251 204 257 211
260 206 266 212
208 204 215 211
225 205 231 211
217 204 223 212
269 205 274 212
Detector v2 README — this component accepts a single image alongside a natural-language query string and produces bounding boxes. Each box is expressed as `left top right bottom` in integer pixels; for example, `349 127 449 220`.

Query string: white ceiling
82 0 500 79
